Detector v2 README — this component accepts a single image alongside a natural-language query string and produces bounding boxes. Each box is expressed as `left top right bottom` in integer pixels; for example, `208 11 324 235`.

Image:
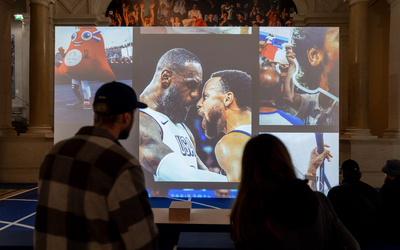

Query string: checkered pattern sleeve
108 162 158 250
34 127 158 249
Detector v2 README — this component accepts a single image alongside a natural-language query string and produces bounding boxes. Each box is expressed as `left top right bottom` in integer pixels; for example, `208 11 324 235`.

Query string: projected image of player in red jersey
197 70 252 182
139 48 227 182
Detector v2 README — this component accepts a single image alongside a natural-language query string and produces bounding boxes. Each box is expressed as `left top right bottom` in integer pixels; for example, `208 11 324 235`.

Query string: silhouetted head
241 134 296 188
341 159 361 181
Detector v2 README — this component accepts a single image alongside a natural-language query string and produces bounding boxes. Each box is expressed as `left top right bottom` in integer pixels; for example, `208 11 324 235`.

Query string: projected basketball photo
261 132 339 194
54 26 133 142
259 27 339 127
135 30 255 183
52 27 340 191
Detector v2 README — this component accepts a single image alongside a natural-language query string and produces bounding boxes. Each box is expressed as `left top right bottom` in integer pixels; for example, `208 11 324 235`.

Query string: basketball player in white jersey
139 48 227 182
197 70 252 182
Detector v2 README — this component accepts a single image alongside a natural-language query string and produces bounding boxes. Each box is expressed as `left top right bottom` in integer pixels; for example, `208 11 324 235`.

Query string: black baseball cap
93 81 147 115
382 159 400 176
341 159 360 172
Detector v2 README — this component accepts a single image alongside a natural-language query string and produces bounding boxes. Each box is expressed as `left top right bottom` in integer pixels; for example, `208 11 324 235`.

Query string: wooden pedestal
169 201 192 221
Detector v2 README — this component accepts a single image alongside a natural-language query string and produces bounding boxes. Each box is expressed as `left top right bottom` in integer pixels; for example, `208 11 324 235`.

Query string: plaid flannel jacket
35 126 158 250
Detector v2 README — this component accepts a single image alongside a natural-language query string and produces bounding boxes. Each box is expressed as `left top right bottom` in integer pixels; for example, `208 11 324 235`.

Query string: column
0 0 17 136
27 0 53 135
344 0 376 138
384 0 400 138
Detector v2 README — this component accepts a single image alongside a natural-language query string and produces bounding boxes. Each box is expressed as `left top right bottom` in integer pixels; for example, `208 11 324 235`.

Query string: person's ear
121 112 129 124
307 46 323 67
121 111 133 125
161 70 172 89
223 92 234 107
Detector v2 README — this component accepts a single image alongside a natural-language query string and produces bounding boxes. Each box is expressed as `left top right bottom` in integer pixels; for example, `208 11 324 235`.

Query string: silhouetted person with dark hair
328 159 380 246
230 134 360 250
380 159 400 244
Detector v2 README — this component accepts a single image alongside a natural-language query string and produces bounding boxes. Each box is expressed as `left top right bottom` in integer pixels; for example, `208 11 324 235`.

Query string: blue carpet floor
0 184 399 249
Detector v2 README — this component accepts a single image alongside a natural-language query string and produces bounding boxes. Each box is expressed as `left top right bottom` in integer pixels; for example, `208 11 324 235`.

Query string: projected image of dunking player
139 48 227 182
197 70 252 182
283 27 339 125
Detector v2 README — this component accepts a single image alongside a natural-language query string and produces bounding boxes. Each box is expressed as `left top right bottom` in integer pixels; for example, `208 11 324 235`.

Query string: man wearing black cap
380 159 400 244
35 82 158 249
327 159 380 246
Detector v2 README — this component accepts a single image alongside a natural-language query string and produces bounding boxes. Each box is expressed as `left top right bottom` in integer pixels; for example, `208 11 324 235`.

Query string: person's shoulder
276 109 304 125
139 109 163 136
49 137 73 153
314 190 327 199
95 143 141 179
72 128 138 170
328 184 342 193
327 184 349 198
217 131 249 150
313 191 332 207
48 132 93 156
124 154 142 170
358 180 379 192
380 179 400 194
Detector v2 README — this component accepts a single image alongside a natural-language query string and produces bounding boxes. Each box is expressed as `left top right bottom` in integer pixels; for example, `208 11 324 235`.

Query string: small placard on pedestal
169 201 191 221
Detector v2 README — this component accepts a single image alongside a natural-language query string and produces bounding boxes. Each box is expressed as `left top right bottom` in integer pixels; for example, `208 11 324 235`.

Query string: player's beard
203 105 225 139
118 128 130 140
161 84 191 124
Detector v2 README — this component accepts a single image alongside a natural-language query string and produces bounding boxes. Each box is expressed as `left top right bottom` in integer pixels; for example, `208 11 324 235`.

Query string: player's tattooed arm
139 112 173 175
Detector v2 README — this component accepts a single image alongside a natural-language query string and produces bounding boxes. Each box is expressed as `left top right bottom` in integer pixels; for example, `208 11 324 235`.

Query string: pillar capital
0 0 14 10
388 0 400 8
30 0 51 8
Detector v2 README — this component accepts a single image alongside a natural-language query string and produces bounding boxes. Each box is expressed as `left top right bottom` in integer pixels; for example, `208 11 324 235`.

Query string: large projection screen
54 26 339 194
